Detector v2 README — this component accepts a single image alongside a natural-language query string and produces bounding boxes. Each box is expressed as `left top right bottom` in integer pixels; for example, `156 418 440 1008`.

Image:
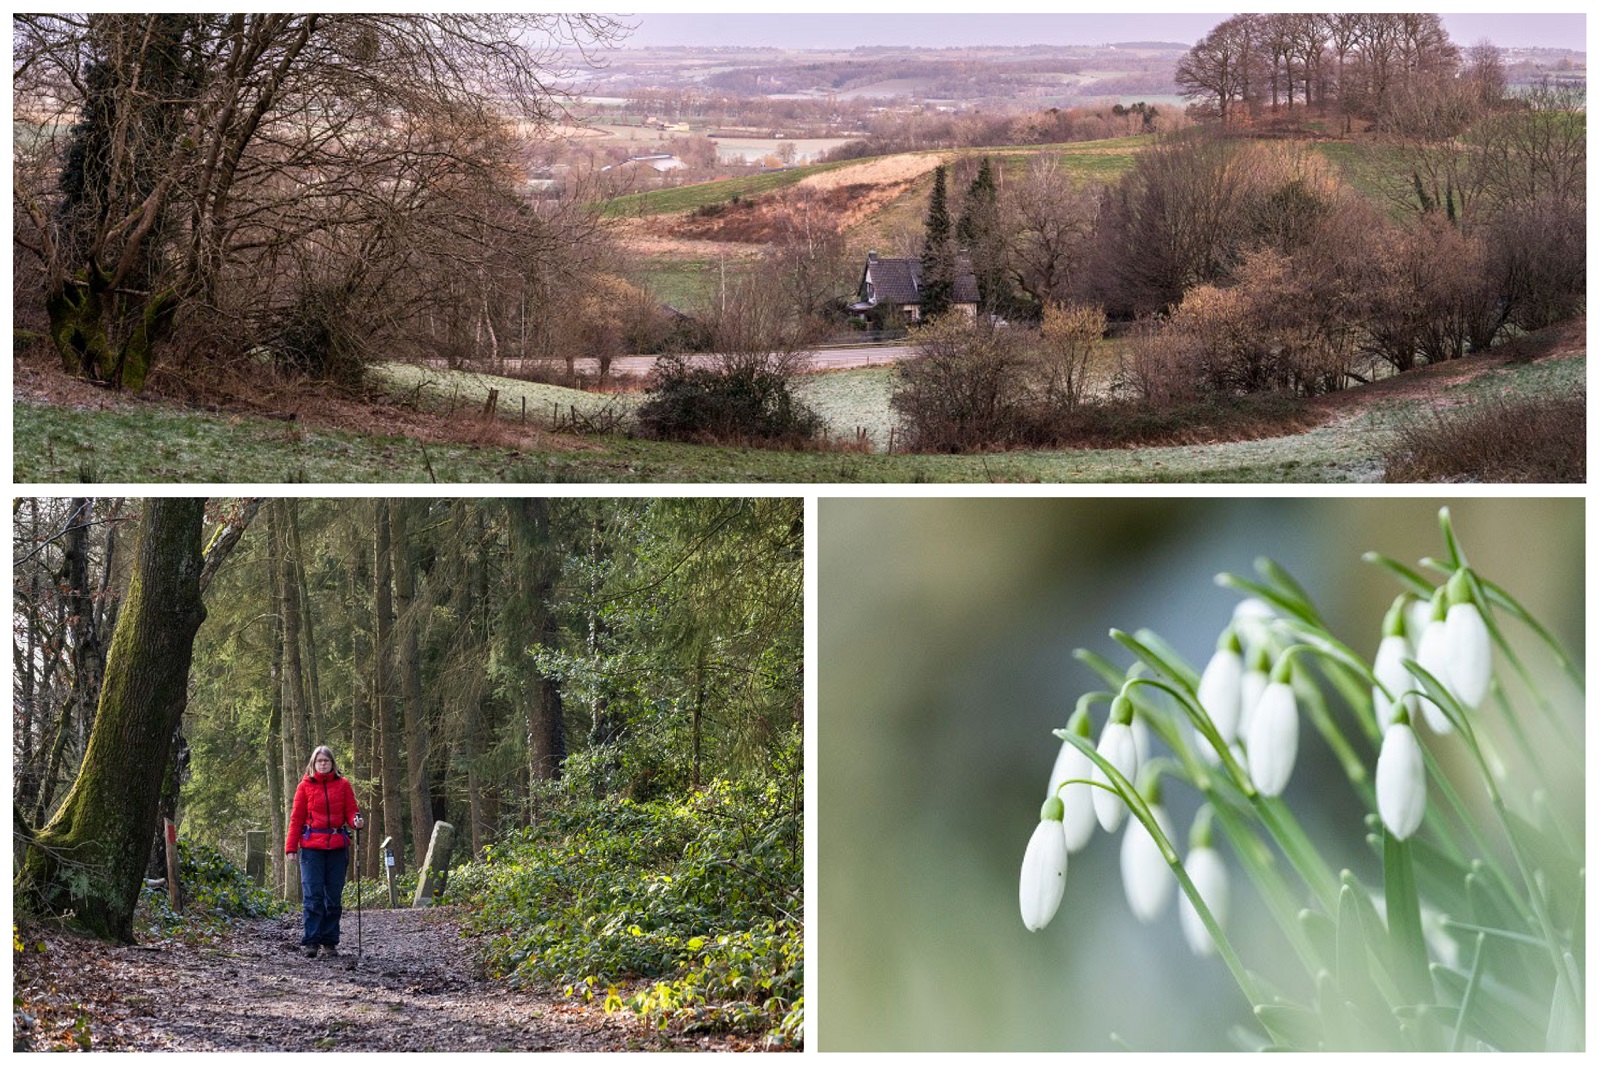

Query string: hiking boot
304 945 319 958
320 944 339 959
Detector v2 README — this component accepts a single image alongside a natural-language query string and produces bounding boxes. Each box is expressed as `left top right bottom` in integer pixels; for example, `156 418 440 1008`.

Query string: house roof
859 252 980 307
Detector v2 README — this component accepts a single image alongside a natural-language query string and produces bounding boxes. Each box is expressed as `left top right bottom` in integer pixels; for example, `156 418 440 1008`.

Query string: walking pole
346 825 361 972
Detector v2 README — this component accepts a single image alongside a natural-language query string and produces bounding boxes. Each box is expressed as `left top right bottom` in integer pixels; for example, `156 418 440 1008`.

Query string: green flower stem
1417 744 1531 926
1451 932 1488 1050
1059 731 1263 1009
1273 644 1371 789
1215 572 1321 630
1362 551 1437 599
1120 675 1254 798
1411 670 1570 988
1209 798 1326 977
1478 575 1583 692
1252 795 1341 916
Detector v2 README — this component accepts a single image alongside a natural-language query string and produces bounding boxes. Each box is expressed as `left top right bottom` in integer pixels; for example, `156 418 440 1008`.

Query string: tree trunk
288 502 325 745
20 499 207 942
389 498 432 869
373 501 406 876
348 520 376 879
507 499 564 811
268 504 302 904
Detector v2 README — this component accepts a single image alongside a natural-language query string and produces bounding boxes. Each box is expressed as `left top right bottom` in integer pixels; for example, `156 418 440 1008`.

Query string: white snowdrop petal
1414 621 1456 733
1049 742 1099 852
1246 681 1299 797
1120 806 1175 924
1239 669 1268 739
1197 648 1244 745
1092 723 1138 833
1371 634 1416 730
1179 846 1230 957
1019 818 1068 931
1444 603 1492 711
1376 723 1427 840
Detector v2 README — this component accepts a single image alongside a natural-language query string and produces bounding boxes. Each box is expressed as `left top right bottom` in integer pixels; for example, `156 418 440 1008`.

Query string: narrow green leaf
1545 960 1582 1051
1109 628 1193 694
1450 932 1487 1051
1255 1002 1323 1050
1429 965 1544 1051
1383 832 1431 1007
1131 627 1199 692
1299 908 1336 972
1215 572 1320 628
1437 508 1464 569
1361 551 1438 599
1255 556 1322 623
1072 647 1126 691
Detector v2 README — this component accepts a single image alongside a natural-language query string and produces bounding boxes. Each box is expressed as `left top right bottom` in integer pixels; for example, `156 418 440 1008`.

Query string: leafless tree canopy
13 14 627 389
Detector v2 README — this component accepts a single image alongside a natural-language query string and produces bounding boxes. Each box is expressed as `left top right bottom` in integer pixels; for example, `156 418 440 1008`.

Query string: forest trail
14 908 730 1052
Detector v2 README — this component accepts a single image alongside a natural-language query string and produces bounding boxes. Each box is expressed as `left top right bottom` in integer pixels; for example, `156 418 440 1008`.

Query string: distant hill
1109 41 1191 50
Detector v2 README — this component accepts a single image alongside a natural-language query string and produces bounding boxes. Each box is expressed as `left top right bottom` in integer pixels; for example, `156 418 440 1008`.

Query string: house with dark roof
850 251 979 323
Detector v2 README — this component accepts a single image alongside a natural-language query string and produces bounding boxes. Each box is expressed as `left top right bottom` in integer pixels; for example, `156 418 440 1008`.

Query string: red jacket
286 772 360 854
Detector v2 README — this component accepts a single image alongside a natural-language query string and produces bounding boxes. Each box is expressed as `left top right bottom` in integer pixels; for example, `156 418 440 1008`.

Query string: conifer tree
919 165 955 320
957 156 1010 316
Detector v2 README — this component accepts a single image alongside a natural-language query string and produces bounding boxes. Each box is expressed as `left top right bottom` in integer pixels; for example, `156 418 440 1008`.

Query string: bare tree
1006 157 1099 310
13 14 626 389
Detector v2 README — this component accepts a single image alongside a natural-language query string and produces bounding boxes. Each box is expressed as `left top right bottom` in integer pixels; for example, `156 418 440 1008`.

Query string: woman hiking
285 746 364 959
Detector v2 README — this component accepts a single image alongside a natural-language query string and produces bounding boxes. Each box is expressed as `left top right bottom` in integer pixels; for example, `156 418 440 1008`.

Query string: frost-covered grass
14 351 1582 484
370 362 642 426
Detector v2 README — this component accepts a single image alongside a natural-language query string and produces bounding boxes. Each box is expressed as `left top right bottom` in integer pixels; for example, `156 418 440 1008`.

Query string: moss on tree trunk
19 499 207 942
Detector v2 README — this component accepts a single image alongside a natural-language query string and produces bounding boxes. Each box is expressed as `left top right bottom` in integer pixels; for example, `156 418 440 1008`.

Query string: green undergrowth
135 840 289 942
447 770 802 1045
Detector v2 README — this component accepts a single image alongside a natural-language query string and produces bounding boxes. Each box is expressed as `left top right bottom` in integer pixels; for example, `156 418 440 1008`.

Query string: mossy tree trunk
19 499 207 943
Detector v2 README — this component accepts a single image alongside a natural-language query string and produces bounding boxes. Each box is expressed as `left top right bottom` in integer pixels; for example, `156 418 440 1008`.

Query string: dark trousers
299 846 349 947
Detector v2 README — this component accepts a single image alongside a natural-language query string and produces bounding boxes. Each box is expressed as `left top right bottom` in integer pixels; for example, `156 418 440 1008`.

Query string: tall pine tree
957 156 1010 316
919 165 955 320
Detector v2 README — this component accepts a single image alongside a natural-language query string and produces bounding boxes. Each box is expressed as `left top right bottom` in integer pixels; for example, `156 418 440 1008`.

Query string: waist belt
302 826 348 835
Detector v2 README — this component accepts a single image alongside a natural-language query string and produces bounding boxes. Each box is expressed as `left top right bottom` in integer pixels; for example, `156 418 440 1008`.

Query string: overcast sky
614 13 1587 51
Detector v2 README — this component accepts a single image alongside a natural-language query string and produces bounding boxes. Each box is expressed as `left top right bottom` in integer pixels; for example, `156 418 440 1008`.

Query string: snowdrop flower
1371 596 1418 731
1179 834 1229 958
1237 645 1272 745
1019 796 1068 931
1231 597 1277 653
1092 695 1140 833
1375 715 1427 840
1246 660 1299 797
1197 627 1244 752
1414 591 1456 734
1444 570 1492 711
1046 711 1098 852
1120 793 1175 924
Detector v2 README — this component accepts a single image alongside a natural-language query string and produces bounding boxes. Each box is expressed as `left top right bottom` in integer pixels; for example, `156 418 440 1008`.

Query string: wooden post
412 821 456 907
164 818 183 912
245 830 266 886
482 388 499 420
381 834 399 909
520 397 526 425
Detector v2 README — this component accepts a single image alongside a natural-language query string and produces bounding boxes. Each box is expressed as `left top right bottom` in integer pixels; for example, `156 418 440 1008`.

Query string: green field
16 348 1580 484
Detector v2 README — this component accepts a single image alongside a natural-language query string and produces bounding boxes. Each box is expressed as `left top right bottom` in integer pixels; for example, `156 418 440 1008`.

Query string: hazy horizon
613 13 1587 52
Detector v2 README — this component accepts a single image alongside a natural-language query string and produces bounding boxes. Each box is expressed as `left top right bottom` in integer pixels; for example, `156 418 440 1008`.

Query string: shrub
1386 393 1584 482
635 354 822 444
447 755 803 1042
891 316 1036 451
137 839 287 939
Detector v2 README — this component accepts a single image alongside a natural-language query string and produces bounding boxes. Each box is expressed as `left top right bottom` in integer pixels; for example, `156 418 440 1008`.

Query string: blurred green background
817 498 1583 1051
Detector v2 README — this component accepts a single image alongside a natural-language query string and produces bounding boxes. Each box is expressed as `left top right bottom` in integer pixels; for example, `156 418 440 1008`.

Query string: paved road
493 346 915 378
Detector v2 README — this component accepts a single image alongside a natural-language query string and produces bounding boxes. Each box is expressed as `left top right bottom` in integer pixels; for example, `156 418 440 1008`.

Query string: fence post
412 821 457 907
245 830 266 887
482 388 499 420
381 835 400 908
164 817 183 911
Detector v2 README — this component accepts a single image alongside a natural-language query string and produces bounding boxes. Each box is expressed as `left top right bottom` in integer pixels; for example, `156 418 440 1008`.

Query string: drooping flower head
1371 595 1419 734
1444 569 1492 711
1092 695 1140 833
1375 712 1427 840
1178 808 1229 958
1197 626 1244 753
1246 656 1299 797
1120 771 1175 924
1238 643 1272 742
1020 795 1068 931
1047 708 1099 852
1414 589 1456 734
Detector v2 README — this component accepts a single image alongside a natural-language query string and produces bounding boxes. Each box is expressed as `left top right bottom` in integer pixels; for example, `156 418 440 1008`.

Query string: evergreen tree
957 156 1011 316
919 165 955 320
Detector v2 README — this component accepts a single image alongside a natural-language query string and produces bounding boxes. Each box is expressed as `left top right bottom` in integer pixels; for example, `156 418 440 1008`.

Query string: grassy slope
16 349 1580 484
